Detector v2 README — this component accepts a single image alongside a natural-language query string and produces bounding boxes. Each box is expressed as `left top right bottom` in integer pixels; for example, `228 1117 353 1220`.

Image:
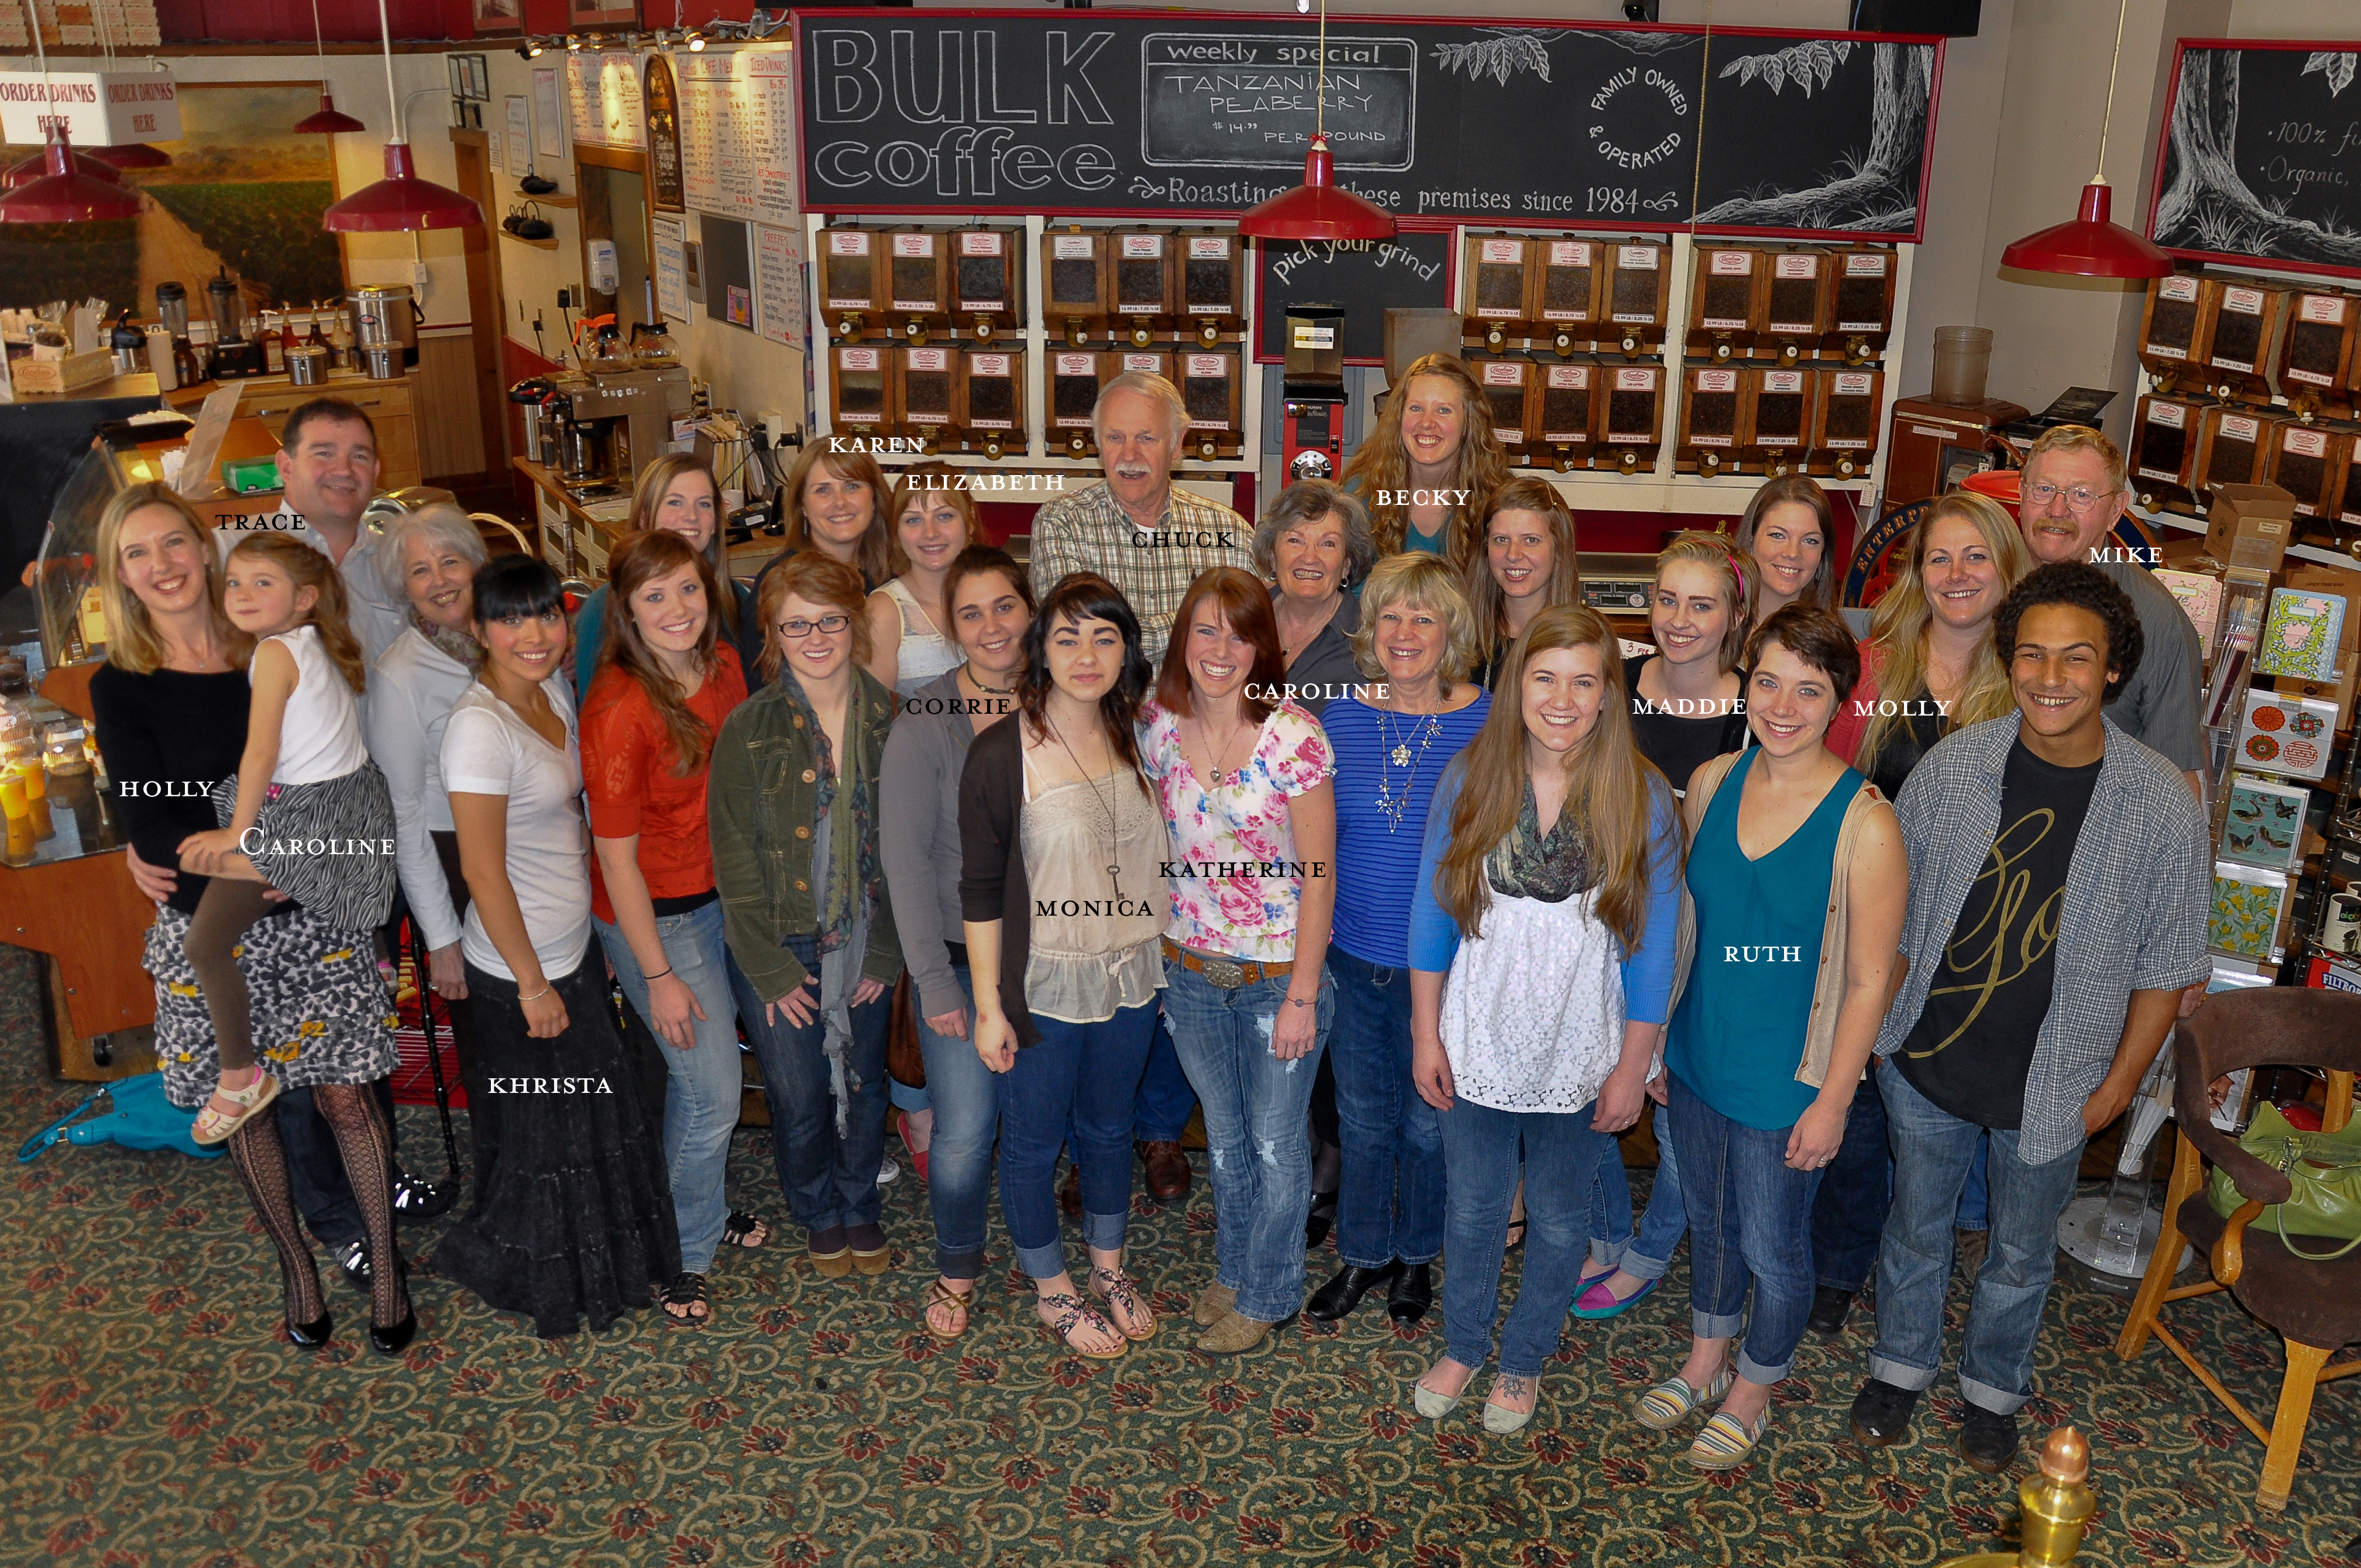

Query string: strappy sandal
1036 1291 1127 1360
191 1070 282 1146
1088 1266 1157 1342
1687 1407 1771 1471
923 1278 975 1341
722 1211 770 1249
1635 1365 1735 1431
663 1271 710 1328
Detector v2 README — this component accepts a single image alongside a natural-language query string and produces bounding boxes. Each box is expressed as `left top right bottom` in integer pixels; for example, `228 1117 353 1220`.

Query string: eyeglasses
2023 480 2112 513
776 613 851 639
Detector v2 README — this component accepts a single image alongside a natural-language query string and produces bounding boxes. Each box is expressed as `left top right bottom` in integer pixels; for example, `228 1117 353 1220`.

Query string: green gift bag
2206 1101 2361 1261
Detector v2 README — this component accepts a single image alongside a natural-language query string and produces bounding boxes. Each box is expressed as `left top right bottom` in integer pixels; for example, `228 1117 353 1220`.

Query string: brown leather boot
1139 1139 1191 1202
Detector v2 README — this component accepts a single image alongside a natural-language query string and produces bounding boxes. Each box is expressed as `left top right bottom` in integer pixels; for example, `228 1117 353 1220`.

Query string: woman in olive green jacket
710 552 904 1278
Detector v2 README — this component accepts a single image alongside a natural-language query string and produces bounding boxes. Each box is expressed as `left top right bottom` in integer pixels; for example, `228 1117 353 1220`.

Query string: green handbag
2205 1102 2361 1261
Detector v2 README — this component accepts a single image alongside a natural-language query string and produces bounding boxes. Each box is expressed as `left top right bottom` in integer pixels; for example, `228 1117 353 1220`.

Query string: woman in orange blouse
583 528 767 1328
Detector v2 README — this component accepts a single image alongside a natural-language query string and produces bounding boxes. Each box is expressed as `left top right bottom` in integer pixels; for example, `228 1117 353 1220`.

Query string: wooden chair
2115 988 2361 1512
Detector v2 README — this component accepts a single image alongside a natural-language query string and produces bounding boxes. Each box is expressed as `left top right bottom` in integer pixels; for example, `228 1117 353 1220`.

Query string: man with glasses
2012 425 2205 796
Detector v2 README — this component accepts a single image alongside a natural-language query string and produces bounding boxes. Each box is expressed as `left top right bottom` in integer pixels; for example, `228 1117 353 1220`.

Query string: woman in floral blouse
1141 566 1338 1354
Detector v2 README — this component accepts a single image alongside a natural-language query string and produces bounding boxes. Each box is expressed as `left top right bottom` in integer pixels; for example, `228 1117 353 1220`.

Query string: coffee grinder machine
1281 302 1347 482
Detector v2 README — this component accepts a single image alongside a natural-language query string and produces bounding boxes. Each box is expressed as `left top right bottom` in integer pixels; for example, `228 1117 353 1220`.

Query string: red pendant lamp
4 142 124 188
0 129 142 223
84 142 173 170
295 92 368 136
292 0 366 134
1998 0 2172 278
322 0 483 231
1236 0 1396 243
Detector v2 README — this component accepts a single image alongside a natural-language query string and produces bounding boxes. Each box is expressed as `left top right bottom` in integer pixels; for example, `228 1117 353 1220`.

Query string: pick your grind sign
795 11 1939 239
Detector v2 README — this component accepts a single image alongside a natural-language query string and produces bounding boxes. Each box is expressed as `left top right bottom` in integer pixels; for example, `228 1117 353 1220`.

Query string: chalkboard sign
1253 230 1455 365
645 54 685 214
795 11 1941 240
2149 41 2361 280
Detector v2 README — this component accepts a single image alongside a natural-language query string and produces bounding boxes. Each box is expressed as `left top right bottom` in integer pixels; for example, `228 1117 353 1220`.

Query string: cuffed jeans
1325 947 1444 1270
733 936 892 1237
1869 1058 2084 1415
1668 1074 1823 1386
1588 1101 1689 1278
915 966 996 1279
1135 1011 1197 1142
1437 1095 1622 1379
998 1000 1158 1280
1809 1071 1891 1294
596 902 745 1275
1163 960 1333 1322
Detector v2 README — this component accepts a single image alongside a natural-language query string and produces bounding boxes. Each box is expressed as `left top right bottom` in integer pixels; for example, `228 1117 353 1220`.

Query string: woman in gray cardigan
879 546 1034 1340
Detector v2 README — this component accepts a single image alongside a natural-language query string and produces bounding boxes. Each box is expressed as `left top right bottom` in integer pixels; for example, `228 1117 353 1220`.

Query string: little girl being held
180 532 397 1144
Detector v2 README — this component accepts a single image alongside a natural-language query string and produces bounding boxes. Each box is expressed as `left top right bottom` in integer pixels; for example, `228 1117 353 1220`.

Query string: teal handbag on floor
2206 1101 2361 1261
15 1074 222 1163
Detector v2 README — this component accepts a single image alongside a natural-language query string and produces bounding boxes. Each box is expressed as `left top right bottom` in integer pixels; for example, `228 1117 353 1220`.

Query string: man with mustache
1028 373 1253 665
1026 372 1252 1205
2012 424 2204 797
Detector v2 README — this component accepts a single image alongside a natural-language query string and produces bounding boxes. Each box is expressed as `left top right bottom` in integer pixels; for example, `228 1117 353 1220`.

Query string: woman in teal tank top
1633 607 1908 1476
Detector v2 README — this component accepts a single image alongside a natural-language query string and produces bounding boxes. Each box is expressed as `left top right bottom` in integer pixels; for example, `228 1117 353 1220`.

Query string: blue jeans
1809 1071 1891 1294
1162 960 1333 1322
731 936 892 1238
1959 1137 1991 1230
1589 1101 1689 1279
998 1000 1158 1280
916 967 996 1279
1668 1074 1824 1385
1135 1010 1197 1142
596 903 747 1275
1437 1095 1622 1379
1869 1058 2084 1415
1325 947 1444 1269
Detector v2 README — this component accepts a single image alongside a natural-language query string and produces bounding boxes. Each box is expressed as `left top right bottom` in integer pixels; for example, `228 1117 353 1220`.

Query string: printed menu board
566 50 645 149
756 223 805 349
678 48 798 229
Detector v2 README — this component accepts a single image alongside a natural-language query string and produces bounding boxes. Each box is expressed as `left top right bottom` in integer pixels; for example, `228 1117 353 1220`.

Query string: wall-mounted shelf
501 231 561 251
521 192 578 208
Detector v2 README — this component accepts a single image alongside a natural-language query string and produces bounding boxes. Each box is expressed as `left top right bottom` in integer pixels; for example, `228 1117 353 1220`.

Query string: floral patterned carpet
3 947 2358 1567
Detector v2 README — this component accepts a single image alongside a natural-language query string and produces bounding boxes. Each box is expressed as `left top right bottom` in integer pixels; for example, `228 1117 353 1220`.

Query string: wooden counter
167 369 421 490
514 457 777 584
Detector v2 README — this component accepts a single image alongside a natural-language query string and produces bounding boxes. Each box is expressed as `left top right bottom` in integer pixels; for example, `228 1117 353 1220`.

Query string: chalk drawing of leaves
1719 39 1853 98
2302 50 2357 98
1431 30 1555 86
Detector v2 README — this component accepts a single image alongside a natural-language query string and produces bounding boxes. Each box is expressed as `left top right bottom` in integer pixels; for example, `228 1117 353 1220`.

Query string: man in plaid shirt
1027 372 1253 664
1850 564 2209 1474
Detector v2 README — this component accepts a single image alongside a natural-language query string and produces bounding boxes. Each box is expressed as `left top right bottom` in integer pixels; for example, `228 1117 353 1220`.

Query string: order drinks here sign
0 71 183 147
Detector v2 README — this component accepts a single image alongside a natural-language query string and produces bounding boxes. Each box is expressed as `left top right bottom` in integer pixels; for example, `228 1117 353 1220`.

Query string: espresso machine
553 363 694 488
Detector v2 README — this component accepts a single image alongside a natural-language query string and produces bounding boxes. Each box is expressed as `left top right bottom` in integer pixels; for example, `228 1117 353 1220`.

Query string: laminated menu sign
2256 588 2346 682
677 49 798 228
755 223 805 350
565 51 642 149
652 215 689 323
2233 689 2338 780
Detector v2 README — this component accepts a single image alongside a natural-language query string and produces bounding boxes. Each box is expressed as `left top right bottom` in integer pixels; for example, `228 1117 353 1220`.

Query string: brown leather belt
1161 937 1293 989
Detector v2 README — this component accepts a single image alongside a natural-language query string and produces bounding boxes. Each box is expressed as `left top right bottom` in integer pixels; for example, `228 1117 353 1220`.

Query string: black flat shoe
1960 1404 2019 1474
287 1311 332 1349
369 1305 418 1357
1305 1260 1400 1323
1387 1261 1434 1325
1807 1284 1855 1339
1849 1377 1920 1447
1304 1191 1338 1250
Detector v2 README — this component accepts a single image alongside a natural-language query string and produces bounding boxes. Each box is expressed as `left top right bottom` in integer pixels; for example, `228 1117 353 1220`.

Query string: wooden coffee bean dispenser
2128 391 2211 515
1464 233 1538 354
1603 240 1672 358
958 349 1023 459
1678 365 1748 476
1601 362 1665 472
1761 248 1833 367
1538 239 1603 356
1687 245 1764 363
1042 228 1110 346
1538 360 1596 470
822 226 884 342
885 229 947 344
951 228 1025 343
